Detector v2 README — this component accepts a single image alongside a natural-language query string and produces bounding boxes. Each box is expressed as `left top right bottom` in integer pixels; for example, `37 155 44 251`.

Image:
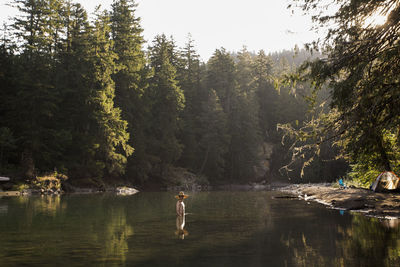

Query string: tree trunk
198 144 210 174
377 135 391 171
21 149 35 178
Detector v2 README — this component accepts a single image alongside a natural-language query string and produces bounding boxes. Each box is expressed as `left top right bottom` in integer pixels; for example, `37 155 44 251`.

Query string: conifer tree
229 48 262 181
227 93 262 181
206 48 262 182
84 8 133 177
57 2 93 177
56 7 133 179
197 89 229 180
252 50 278 141
147 34 185 178
0 41 17 171
206 48 236 114
111 0 147 123
110 0 150 183
235 47 255 95
176 35 203 171
10 0 66 176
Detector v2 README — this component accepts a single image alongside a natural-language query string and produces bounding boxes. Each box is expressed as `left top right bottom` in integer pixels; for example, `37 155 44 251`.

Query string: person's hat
175 191 188 199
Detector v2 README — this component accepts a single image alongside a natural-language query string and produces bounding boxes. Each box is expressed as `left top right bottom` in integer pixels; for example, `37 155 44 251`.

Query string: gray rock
116 187 139 196
21 189 33 195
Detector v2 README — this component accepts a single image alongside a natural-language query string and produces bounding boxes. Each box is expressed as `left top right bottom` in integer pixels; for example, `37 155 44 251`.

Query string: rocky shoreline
166 181 271 192
4 178 400 219
275 183 400 219
0 173 141 196
0 186 139 196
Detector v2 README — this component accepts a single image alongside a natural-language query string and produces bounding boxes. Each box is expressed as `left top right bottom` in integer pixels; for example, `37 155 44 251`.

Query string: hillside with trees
0 0 348 189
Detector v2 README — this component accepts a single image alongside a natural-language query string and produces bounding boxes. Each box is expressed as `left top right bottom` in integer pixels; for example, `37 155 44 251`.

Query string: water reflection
100 206 134 265
36 195 64 215
280 213 400 267
175 214 188 239
1 192 400 266
14 195 65 215
336 216 400 266
0 204 7 214
0 195 135 266
381 218 400 229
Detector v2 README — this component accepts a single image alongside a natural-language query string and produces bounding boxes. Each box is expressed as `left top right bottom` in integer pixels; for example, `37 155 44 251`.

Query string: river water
0 191 399 266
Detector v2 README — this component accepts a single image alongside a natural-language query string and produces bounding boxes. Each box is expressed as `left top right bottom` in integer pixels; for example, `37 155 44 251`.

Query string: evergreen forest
1 0 373 189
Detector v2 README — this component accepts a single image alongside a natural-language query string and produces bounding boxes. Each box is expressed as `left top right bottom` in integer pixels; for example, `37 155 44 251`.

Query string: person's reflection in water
381 218 400 228
175 191 189 239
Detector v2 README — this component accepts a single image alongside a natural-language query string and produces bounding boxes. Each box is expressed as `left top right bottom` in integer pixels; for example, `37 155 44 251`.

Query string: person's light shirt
176 200 185 216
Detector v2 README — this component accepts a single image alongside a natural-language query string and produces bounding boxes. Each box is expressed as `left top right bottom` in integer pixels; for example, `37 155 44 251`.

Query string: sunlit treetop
289 0 400 48
290 0 399 23
279 0 400 177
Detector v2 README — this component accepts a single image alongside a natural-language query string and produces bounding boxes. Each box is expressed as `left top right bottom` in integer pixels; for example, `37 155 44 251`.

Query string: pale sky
0 0 319 61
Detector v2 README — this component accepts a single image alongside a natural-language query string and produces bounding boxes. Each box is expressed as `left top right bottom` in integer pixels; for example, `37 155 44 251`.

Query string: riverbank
0 186 139 196
4 177 400 219
0 172 141 196
275 183 400 219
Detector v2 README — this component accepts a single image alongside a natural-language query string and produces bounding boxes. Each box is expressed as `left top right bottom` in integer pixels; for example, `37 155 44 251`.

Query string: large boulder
115 187 139 196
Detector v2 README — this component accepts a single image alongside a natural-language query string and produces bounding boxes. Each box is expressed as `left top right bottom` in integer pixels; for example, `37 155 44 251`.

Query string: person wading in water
175 191 188 239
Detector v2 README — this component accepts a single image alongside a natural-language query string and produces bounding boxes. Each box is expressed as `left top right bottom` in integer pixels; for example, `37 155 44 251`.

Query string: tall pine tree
110 0 150 183
176 35 203 171
11 0 65 177
85 8 133 178
146 34 184 179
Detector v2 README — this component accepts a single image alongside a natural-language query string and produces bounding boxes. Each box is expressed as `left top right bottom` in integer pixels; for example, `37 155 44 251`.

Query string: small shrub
12 183 30 192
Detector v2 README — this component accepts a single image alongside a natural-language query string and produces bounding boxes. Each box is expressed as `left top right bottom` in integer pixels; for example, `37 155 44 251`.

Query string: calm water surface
0 191 400 266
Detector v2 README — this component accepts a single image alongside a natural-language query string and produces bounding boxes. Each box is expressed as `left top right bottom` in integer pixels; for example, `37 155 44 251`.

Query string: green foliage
12 183 30 192
206 48 237 113
7 0 66 176
0 0 349 186
252 50 277 140
197 89 229 181
87 8 133 176
279 0 400 181
146 34 185 178
176 35 203 172
0 127 16 170
32 174 62 191
349 129 400 186
110 0 150 184
0 1 133 181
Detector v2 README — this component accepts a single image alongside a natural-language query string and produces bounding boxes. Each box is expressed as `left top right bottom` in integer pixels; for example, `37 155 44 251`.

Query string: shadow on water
0 192 399 266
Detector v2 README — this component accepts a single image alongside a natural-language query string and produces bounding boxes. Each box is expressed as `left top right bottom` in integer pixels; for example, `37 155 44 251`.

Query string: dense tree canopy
283 0 400 184
0 0 348 187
